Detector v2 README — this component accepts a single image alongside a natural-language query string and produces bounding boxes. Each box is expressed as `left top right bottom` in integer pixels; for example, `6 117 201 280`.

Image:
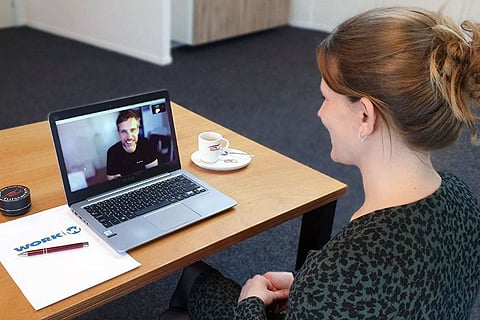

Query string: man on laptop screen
106 109 158 180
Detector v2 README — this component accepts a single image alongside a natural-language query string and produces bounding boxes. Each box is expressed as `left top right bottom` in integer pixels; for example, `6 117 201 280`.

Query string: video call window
55 99 173 192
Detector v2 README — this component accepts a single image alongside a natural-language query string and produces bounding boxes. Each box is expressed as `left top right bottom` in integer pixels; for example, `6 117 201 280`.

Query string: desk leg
295 200 337 270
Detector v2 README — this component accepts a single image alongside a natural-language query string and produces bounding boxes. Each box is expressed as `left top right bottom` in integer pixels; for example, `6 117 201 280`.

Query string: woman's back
288 173 480 319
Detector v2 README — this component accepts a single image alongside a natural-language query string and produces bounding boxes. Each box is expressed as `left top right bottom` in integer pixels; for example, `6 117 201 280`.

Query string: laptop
48 89 237 252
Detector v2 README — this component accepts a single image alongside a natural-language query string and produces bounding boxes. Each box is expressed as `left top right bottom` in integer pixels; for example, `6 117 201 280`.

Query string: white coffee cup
198 131 230 163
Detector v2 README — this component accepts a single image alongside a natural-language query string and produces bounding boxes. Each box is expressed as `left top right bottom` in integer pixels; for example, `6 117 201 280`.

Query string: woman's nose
317 103 324 118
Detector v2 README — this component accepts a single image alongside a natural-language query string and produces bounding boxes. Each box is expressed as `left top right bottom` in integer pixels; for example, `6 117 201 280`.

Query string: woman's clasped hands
238 271 294 312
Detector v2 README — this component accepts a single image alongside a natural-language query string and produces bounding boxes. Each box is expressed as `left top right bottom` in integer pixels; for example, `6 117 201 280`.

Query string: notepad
0 205 141 310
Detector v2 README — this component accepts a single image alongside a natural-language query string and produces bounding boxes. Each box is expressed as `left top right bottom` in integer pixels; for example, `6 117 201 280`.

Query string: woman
161 7 480 319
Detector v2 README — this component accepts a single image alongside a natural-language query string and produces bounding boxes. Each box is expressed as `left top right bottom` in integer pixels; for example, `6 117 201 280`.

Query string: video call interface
55 98 173 192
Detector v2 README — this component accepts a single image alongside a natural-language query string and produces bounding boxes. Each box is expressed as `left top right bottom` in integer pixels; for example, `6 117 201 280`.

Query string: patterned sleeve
233 297 268 320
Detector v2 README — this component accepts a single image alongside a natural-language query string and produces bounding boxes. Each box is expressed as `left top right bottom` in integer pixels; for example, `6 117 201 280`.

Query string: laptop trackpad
146 204 200 231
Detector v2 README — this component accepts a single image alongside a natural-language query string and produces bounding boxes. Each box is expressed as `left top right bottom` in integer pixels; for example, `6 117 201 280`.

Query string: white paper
0 205 141 310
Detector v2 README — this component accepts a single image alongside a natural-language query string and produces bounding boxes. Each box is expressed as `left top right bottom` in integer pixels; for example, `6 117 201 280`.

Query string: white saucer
191 149 252 171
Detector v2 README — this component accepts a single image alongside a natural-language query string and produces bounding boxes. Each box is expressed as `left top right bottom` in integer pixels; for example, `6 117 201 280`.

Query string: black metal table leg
295 200 337 270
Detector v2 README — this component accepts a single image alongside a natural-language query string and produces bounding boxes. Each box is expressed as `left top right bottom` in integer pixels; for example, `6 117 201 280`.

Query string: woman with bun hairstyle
160 7 480 319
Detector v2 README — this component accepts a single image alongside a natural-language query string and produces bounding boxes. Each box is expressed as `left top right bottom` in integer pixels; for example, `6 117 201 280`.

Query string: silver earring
358 132 367 143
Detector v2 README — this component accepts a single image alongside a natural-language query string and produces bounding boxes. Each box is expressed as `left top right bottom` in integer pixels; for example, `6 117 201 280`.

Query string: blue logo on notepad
13 225 82 253
65 226 81 235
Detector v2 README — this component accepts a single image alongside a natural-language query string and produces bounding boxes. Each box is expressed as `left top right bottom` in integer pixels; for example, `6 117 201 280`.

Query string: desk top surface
0 102 346 320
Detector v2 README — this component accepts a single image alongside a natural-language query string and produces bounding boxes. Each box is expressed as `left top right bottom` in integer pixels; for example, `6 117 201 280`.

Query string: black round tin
0 185 31 216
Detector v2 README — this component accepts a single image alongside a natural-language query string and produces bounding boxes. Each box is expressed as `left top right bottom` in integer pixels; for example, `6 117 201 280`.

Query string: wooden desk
0 103 347 320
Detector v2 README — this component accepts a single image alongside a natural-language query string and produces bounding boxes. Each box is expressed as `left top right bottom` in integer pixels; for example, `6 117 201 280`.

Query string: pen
17 242 89 257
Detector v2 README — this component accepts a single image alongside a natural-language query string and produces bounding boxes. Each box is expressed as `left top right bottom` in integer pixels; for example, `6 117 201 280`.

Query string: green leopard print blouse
189 173 480 319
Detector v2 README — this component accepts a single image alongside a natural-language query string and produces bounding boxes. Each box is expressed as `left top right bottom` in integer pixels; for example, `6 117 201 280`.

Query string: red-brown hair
317 7 480 150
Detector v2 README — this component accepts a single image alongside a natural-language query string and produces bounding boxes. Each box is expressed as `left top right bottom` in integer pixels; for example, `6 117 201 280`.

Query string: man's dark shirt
106 137 157 177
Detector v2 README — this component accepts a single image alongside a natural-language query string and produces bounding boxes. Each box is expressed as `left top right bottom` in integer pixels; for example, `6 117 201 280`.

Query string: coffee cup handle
221 138 230 151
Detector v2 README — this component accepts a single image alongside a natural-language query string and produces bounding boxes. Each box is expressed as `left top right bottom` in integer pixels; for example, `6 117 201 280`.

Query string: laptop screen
49 90 181 204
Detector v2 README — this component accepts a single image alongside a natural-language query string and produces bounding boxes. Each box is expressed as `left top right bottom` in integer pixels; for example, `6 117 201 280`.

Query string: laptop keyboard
84 175 206 228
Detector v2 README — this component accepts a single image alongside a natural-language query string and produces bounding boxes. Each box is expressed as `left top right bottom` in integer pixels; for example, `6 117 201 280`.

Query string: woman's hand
238 272 294 307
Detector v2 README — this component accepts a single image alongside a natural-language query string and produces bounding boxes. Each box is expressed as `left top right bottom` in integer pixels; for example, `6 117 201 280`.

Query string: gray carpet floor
0 26 479 319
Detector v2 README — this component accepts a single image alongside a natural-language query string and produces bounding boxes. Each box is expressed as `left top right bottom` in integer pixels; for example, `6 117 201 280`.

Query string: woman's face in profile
317 79 364 165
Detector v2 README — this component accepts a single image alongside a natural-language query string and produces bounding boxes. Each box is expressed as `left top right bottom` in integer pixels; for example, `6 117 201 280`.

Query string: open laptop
48 89 236 252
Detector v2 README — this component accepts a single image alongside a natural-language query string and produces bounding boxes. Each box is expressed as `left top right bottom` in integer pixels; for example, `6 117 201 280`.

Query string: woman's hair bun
461 21 480 103
430 16 480 143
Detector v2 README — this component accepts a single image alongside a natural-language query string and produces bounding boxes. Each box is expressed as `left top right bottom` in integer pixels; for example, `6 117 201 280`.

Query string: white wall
0 0 14 28
22 0 172 65
14 0 479 66
171 0 193 45
290 0 479 32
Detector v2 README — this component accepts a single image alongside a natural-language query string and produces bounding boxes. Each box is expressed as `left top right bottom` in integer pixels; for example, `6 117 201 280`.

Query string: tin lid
0 185 31 216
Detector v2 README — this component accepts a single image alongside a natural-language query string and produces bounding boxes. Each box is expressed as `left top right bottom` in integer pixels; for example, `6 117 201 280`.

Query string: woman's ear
358 97 377 138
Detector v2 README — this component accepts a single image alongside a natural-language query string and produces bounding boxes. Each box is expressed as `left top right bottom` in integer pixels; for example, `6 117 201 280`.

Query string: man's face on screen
118 117 140 153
